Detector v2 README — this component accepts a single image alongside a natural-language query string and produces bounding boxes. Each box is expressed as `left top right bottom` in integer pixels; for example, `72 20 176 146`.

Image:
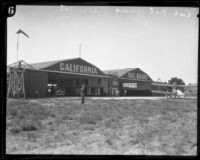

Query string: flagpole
17 34 20 62
79 43 81 58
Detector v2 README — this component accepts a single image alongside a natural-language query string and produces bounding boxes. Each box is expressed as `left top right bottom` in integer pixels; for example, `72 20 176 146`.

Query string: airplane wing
151 90 171 94
176 89 185 96
151 83 186 88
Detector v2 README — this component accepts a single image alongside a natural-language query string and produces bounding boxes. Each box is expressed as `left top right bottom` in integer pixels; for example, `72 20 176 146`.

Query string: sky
7 5 199 84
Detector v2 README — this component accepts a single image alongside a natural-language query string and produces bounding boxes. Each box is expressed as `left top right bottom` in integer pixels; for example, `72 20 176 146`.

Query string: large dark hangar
7 57 155 98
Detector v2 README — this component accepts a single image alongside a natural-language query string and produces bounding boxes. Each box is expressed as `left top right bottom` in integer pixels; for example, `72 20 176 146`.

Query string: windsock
16 29 30 38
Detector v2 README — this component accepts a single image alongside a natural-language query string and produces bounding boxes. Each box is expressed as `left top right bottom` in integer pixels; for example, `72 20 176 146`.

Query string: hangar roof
104 68 153 82
30 58 79 69
29 57 106 76
103 68 137 77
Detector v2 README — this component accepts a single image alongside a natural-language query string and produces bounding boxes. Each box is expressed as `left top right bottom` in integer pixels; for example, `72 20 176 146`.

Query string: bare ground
6 97 197 155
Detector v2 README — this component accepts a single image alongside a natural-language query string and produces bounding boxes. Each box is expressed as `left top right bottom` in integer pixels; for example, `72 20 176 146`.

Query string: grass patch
9 118 41 133
79 110 103 124
6 97 197 155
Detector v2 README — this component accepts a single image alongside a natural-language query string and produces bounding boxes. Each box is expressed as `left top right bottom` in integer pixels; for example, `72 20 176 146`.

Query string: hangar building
7 58 154 98
104 68 153 96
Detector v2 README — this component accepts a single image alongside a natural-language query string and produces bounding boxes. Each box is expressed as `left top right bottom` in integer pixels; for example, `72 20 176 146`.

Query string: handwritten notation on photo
60 5 100 15
60 5 194 18
150 7 191 18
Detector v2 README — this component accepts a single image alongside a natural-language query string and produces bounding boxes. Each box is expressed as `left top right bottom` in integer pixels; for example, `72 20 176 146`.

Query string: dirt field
6 97 197 155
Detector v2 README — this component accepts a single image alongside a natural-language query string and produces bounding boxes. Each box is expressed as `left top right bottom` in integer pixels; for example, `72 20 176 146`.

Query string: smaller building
184 83 197 97
104 68 153 96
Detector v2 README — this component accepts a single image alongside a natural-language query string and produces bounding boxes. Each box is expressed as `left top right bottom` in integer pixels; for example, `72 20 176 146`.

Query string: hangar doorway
47 72 107 96
48 73 84 96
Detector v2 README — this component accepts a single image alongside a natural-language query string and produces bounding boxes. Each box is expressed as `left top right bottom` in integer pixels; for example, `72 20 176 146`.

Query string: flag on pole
16 29 30 38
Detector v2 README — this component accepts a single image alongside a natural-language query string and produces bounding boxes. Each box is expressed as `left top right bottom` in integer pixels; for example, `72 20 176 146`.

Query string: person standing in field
80 84 85 104
48 87 51 97
124 90 127 96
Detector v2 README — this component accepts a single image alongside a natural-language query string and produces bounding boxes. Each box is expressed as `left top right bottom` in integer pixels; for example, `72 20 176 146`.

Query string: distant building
185 83 197 96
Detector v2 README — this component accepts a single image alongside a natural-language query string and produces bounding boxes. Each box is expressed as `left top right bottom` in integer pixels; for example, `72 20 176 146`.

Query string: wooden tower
7 60 35 98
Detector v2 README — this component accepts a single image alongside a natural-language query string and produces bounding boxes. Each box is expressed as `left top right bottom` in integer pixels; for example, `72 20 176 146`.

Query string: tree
168 77 185 85
168 77 185 92
157 78 162 82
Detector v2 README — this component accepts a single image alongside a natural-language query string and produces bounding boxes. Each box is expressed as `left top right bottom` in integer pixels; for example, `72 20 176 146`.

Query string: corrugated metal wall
24 69 48 98
23 69 153 97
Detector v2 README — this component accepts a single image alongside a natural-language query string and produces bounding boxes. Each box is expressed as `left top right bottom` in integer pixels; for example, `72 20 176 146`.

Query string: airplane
151 82 188 99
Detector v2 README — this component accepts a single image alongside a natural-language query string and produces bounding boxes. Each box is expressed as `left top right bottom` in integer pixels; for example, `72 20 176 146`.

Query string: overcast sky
7 5 198 84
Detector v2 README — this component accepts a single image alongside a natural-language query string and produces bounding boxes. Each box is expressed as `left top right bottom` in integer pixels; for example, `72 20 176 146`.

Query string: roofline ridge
30 57 82 69
120 68 137 77
30 57 80 65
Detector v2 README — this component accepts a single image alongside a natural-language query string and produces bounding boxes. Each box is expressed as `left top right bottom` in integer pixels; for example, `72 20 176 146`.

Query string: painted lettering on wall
128 72 148 80
60 63 98 74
